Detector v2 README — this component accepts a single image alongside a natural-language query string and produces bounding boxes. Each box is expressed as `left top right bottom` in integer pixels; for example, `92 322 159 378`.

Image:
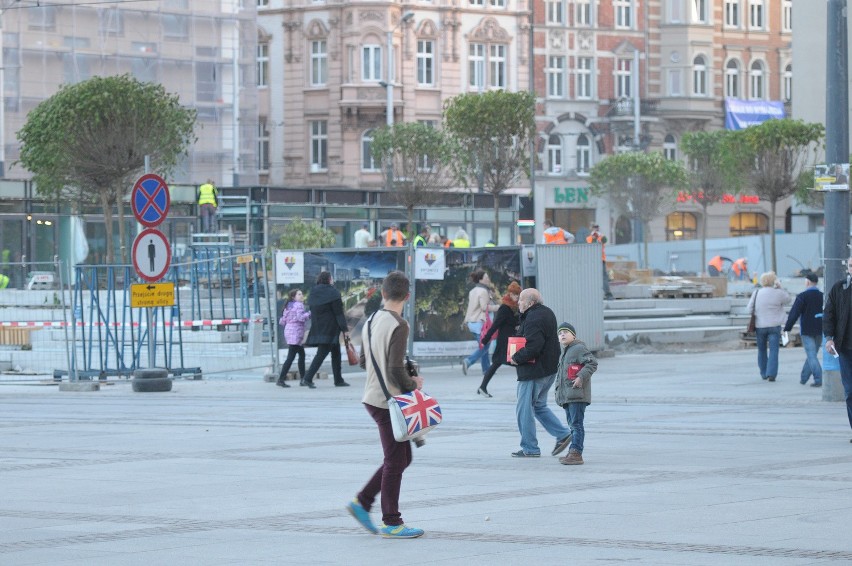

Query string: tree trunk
407 206 414 242
770 199 777 273
642 220 650 270
101 194 115 265
117 195 128 265
493 194 500 245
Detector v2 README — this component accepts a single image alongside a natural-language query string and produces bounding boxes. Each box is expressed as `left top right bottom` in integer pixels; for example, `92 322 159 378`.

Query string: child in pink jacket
277 289 311 387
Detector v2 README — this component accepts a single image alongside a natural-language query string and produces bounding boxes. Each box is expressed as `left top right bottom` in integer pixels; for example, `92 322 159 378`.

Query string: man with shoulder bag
346 271 425 539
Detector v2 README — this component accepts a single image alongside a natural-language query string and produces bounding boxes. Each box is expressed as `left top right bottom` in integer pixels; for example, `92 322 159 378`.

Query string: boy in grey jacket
554 322 598 465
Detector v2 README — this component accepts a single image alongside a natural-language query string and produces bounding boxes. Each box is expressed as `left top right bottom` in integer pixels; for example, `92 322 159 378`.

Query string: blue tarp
724 98 786 130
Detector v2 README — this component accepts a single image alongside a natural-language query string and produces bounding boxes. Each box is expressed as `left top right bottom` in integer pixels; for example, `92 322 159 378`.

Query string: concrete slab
1 346 850 564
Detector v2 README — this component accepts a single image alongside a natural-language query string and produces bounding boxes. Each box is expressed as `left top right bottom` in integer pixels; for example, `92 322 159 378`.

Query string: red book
568 363 584 380
507 337 535 364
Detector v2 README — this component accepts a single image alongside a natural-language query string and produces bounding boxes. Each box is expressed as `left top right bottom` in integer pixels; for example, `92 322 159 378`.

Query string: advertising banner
724 98 785 130
414 248 445 280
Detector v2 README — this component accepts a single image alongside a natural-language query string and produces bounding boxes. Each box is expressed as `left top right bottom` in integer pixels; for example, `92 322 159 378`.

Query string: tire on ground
133 368 169 379
132 377 173 392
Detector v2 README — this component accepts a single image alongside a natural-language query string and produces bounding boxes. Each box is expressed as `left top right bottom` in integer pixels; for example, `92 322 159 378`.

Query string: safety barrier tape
0 318 251 328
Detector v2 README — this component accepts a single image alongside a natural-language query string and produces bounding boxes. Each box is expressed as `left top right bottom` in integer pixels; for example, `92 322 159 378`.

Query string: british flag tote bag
388 390 443 442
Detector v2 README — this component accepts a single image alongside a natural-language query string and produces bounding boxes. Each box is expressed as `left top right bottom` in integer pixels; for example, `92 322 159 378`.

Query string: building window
724 0 740 27
196 61 218 102
163 14 189 40
615 58 632 98
725 59 740 98
469 43 485 90
783 64 792 102
490 44 506 88
730 212 768 236
362 44 382 82
749 60 764 100
546 135 562 174
668 69 682 96
576 134 591 174
576 57 593 98
257 0 269 7
469 42 507 90
782 0 792 32
417 40 434 86
749 0 764 30
490 0 506 7
257 43 269 87
576 0 591 25
131 57 158 83
311 40 328 86
547 56 565 98
310 120 328 172
99 8 123 35
663 134 677 161
692 0 707 23
692 55 707 96
362 130 380 171
418 120 436 171
615 0 632 29
258 119 270 172
669 0 684 23
547 0 564 24
28 6 56 30
666 212 697 241
469 0 484 5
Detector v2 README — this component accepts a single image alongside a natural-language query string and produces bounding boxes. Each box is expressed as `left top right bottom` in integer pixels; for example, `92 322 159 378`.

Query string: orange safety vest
384 229 404 247
708 256 724 272
732 258 747 276
586 233 607 261
544 231 568 245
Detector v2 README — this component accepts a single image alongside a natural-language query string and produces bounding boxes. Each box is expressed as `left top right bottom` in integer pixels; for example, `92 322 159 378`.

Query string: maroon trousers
356 403 413 527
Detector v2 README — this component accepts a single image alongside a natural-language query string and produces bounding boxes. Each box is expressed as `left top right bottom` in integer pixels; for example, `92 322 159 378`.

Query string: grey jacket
554 339 598 407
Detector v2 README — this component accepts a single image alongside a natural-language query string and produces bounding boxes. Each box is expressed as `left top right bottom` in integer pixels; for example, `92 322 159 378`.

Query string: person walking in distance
300 271 351 388
586 223 614 300
276 289 311 388
354 223 372 248
197 179 218 233
380 223 406 247
554 322 598 465
747 271 791 382
508 288 572 458
346 270 425 539
477 281 521 397
823 258 852 441
461 270 499 377
542 220 574 244
784 272 823 387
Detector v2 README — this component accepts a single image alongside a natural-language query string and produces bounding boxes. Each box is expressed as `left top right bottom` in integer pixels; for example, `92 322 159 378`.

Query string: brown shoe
559 449 584 465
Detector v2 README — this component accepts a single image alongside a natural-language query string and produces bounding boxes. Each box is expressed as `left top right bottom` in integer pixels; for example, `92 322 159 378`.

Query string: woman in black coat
301 271 350 388
477 281 521 397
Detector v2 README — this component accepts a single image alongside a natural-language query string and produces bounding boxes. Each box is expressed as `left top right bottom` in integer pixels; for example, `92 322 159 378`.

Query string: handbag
746 289 759 335
344 335 359 366
368 314 442 442
479 311 492 342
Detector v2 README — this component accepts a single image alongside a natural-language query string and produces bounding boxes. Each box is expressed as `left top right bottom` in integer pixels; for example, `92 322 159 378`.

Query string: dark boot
559 449 584 465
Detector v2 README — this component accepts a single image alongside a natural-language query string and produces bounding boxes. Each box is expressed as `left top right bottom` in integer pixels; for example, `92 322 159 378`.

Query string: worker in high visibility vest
707 255 731 277
380 223 406 247
586 223 614 300
198 179 218 233
0 273 8 289
542 220 574 244
453 229 471 248
732 258 749 281
412 225 430 247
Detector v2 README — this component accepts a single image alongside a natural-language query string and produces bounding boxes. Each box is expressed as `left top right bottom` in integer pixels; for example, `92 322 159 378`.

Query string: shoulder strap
367 312 393 401
752 288 759 314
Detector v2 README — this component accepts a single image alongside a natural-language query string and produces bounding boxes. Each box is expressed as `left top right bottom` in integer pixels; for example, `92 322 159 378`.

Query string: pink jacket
279 301 310 346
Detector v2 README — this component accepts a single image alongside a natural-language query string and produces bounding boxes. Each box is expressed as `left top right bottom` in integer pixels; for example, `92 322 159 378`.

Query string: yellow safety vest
198 183 217 206
453 238 471 248
0 274 8 289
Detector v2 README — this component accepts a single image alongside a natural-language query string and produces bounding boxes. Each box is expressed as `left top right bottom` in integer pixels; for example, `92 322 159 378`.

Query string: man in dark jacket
784 272 823 386
301 271 350 388
824 258 852 438
508 288 571 458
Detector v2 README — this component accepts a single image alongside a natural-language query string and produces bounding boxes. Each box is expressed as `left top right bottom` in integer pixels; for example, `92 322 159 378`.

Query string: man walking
586 223 614 300
508 288 572 458
823 258 852 440
784 272 823 387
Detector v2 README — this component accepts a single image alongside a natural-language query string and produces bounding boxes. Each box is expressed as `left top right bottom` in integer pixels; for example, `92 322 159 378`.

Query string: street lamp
383 11 414 127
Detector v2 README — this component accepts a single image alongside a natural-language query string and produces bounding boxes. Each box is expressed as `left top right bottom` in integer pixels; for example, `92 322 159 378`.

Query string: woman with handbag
746 271 791 382
276 289 310 388
476 281 522 397
461 270 499 376
300 271 351 388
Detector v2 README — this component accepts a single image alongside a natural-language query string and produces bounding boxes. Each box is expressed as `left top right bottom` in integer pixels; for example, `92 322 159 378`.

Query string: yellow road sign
236 254 254 264
131 282 175 308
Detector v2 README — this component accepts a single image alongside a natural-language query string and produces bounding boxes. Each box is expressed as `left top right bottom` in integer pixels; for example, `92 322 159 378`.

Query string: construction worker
732 258 749 281
441 235 454 248
707 255 731 277
380 223 405 247
412 226 430 247
0 273 8 289
542 220 575 244
453 229 471 248
198 179 218 233
485 239 496 247
586 223 614 300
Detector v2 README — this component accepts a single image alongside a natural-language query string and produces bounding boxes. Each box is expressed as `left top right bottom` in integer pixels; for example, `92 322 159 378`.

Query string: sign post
130 173 172 368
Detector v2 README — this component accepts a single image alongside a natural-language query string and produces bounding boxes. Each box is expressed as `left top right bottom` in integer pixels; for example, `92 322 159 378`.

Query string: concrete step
606 325 746 344
605 314 749 332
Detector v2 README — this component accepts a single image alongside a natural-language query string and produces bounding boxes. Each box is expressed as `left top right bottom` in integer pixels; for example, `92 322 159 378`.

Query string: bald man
508 288 572 458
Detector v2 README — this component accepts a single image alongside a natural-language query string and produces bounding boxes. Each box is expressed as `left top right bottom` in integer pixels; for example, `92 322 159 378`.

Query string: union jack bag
388 389 442 442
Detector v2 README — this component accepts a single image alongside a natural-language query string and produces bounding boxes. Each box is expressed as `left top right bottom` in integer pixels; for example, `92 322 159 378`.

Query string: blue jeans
564 402 587 454
756 326 781 379
465 322 491 374
800 334 823 384
516 373 570 454
836 349 852 430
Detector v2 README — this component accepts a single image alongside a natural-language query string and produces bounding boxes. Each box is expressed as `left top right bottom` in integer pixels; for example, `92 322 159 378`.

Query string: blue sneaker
379 523 424 539
347 499 377 534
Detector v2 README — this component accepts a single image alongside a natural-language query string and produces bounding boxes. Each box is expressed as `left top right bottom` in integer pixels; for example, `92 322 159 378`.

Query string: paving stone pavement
1 345 851 565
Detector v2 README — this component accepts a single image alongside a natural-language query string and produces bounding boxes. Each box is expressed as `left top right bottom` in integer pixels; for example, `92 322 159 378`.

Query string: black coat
784 287 823 337
512 303 560 381
480 303 519 365
305 284 348 346
824 278 852 351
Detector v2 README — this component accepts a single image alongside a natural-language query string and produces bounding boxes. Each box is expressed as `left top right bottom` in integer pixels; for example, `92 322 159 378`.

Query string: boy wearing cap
554 322 598 465
784 273 824 386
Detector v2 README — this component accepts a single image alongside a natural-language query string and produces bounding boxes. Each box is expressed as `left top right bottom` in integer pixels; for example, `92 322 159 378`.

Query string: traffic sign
130 282 175 308
131 173 171 227
132 228 171 282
